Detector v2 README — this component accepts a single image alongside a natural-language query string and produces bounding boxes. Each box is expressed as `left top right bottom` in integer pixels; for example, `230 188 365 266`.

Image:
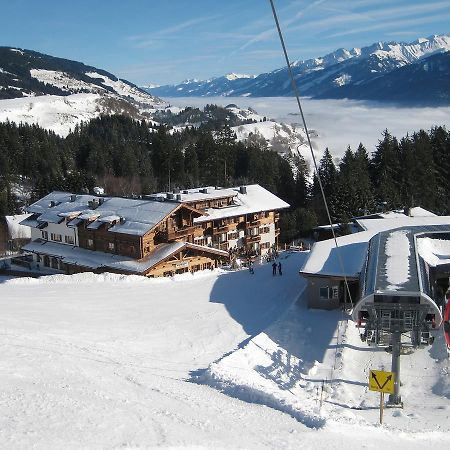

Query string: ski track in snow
0 252 449 448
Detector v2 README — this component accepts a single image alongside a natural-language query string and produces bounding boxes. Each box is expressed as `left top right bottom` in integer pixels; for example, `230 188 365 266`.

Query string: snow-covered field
165 97 450 159
0 93 165 137
1 251 449 449
0 94 104 137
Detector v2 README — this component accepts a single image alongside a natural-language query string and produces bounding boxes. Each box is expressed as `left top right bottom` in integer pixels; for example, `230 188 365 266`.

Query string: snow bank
4 267 225 285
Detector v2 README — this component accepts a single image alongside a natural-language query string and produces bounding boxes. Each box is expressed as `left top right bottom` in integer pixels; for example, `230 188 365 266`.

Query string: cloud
328 12 450 38
161 96 450 159
127 15 220 48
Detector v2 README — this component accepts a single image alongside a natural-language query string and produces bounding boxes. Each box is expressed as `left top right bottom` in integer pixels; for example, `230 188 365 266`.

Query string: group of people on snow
272 261 282 276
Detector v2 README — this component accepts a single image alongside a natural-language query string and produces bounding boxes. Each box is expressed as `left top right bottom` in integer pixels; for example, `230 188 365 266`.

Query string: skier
248 260 254 274
272 261 277 276
278 261 282 276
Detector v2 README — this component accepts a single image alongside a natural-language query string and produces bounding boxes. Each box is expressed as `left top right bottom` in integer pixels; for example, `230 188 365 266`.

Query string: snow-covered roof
192 185 289 223
152 187 238 203
4 214 32 239
301 214 450 278
417 237 450 267
409 206 437 217
152 185 289 222
25 191 183 237
22 239 228 274
24 186 287 236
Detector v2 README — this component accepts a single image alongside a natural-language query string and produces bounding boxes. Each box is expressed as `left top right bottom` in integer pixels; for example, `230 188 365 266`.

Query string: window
50 233 62 242
108 242 115 251
65 235 74 245
260 242 270 250
42 231 48 240
87 239 94 248
320 286 339 300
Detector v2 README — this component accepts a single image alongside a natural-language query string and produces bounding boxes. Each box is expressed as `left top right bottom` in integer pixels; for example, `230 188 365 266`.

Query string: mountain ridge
146 35 450 105
0 46 163 108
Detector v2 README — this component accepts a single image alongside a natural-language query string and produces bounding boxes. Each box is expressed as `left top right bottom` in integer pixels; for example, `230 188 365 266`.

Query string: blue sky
1 0 449 85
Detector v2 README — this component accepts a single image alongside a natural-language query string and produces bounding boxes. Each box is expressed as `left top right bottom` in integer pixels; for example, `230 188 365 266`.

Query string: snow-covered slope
232 119 320 162
0 46 163 106
0 46 167 133
0 252 448 448
0 93 163 137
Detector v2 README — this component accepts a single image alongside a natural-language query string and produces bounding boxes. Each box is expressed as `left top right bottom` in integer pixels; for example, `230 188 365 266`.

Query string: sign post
380 392 384 424
369 369 395 424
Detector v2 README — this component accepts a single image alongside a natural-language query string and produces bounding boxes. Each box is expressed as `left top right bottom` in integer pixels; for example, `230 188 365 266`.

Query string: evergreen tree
430 126 450 213
370 130 401 210
293 153 310 208
410 130 436 210
311 148 338 222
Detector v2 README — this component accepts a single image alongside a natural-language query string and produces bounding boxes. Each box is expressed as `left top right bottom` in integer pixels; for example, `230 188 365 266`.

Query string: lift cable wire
269 0 354 311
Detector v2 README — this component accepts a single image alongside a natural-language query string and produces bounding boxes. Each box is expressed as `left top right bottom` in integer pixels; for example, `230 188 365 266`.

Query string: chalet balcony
249 219 261 227
213 224 230 233
162 226 196 241
245 235 261 244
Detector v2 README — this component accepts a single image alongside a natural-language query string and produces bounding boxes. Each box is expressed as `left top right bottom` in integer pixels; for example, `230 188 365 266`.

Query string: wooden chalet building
20 184 289 277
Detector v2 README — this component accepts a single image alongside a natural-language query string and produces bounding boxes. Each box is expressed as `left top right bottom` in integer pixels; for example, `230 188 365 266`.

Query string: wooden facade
21 186 288 278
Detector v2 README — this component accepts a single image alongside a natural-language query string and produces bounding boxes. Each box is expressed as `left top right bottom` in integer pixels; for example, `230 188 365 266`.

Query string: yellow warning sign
369 370 395 394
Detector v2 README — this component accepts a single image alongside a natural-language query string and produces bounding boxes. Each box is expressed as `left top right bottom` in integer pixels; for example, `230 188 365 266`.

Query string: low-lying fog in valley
165 96 450 159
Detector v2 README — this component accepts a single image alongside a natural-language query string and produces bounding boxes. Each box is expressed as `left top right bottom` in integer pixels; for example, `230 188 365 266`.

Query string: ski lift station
300 207 450 347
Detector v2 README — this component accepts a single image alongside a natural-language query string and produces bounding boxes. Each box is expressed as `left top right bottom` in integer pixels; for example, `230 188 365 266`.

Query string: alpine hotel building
20 184 289 277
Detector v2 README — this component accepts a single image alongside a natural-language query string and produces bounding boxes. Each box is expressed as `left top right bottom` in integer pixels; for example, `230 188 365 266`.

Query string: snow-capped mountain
319 50 450 105
0 47 167 136
0 47 163 106
148 73 257 97
147 35 450 104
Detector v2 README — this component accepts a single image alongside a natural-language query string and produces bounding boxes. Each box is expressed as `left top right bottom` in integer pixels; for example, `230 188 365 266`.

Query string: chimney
70 194 77 202
120 217 126 224
88 199 99 209
98 198 104 205
239 186 247 194
176 194 182 201
167 192 174 200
